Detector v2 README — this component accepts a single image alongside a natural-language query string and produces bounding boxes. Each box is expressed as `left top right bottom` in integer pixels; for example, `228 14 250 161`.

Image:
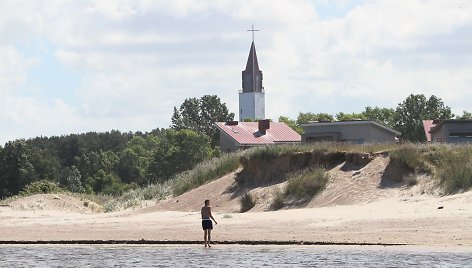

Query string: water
0 245 471 267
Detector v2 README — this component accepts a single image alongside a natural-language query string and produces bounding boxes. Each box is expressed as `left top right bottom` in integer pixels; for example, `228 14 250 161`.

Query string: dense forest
0 93 469 199
0 95 233 199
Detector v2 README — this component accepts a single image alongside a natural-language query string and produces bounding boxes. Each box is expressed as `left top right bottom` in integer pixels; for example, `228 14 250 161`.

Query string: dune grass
271 167 329 210
239 192 257 212
238 143 397 161
389 143 472 194
97 151 242 212
102 181 174 212
389 143 433 174
285 167 329 199
172 152 241 196
271 189 285 210
9 143 472 212
433 145 472 194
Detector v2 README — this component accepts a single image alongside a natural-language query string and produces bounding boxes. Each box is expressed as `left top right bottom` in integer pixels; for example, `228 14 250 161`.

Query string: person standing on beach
201 199 217 247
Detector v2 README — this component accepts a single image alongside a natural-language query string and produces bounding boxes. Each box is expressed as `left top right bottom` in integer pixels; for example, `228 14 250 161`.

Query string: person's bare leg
208 229 212 247
204 230 208 247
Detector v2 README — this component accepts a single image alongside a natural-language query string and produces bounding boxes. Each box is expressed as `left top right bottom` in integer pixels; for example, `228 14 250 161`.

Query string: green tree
456 111 472 120
62 166 85 193
58 134 82 166
278 113 334 135
171 95 234 146
86 169 116 194
394 94 454 142
147 129 214 182
29 148 60 182
362 106 396 127
278 116 303 134
117 135 159 186
335 112 366 121
0 140 36 197
73 150 120 193
296 112 334 125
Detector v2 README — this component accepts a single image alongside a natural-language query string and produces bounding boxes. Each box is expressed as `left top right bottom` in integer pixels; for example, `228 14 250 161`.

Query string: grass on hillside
389 143 472 194
285 167 329 199
271 167 329 210
172 152 241 196
6 143 472 212
239 143 397 161
102 181 174 212
100 151 243 211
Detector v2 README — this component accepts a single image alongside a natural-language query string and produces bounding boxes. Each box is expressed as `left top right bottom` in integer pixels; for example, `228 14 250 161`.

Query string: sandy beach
1 194 472 246
1 156 472 247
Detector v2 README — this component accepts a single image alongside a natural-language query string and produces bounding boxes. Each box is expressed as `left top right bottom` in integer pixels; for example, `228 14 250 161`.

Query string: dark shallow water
0 245 471 267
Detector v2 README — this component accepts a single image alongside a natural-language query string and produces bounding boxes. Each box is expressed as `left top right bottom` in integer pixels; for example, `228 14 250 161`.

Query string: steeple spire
245 41 260 71
242 42 263 92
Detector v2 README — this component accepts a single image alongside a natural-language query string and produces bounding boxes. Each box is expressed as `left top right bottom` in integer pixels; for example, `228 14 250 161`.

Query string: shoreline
2 191 472 249
2 199 472 248
3 241 472 254
0 240 408 246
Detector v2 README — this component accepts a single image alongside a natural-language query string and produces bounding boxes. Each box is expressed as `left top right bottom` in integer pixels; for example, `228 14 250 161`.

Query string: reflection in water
0 245 471 268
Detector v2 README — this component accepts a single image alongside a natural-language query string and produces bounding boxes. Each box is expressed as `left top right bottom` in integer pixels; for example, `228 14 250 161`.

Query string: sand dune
1 155 472 247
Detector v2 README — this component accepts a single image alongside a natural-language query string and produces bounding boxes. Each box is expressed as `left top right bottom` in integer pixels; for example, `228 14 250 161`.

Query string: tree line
279 94 470 142
0 95 233 199
0 93 468 199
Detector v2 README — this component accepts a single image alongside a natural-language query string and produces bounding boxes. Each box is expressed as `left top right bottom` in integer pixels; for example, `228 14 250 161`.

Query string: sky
0 0 471 145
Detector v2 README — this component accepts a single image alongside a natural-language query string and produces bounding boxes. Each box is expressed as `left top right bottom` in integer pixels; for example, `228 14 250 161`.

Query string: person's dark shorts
202 219 213 230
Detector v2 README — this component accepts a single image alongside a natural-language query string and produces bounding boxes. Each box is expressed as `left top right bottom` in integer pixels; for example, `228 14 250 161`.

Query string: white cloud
261 0 472 118
0 0 472 144
0 46 35 95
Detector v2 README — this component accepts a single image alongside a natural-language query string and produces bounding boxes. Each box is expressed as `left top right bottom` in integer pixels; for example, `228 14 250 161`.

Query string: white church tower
239 29 265 122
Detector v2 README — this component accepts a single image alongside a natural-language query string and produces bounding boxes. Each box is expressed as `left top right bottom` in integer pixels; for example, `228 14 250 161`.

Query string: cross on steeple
247 24 259 43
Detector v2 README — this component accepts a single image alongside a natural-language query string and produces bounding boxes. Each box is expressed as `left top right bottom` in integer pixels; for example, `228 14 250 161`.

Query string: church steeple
239 25 265 122
242 41 263 93
245 42 259 70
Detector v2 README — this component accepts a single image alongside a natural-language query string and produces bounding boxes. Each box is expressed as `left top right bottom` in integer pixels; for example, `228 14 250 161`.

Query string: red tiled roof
422 120 437 142
215 122 301 145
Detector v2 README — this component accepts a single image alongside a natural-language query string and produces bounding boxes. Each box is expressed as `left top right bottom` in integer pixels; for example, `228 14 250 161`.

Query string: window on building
341 139 364 144
306 136 334 143
449 132 472 143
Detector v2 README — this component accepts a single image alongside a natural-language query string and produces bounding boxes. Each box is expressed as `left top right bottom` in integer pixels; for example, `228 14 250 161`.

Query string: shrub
20 180 62 196
285 167 329 200
141 183 171 200
239 192 256 212
271 189 285 210
104 200 119 212
389 144 432 174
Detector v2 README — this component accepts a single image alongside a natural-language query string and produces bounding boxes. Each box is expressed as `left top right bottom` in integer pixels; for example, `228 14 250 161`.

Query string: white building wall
239 91 265 121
